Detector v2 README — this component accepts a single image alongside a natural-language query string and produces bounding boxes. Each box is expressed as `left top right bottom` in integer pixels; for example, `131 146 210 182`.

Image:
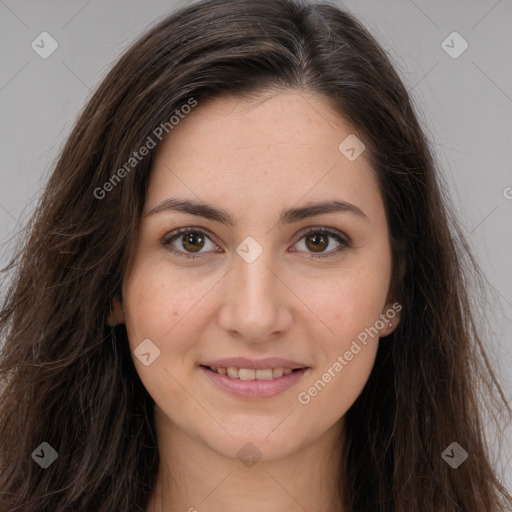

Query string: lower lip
200 366 308 399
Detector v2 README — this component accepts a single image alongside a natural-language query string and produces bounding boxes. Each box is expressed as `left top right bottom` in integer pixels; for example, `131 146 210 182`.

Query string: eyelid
160 225 351 259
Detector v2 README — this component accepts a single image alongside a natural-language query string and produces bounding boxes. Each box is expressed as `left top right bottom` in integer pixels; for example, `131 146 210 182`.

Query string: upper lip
200 357 308 370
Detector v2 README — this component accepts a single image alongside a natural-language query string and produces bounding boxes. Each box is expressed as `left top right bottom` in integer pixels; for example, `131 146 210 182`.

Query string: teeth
272 368 284 378
256 369 273 380
226 367 238 378
211 366 299 380
238 368 256 380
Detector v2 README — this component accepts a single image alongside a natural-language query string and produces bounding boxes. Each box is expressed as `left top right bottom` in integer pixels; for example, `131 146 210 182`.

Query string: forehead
146 90 383 223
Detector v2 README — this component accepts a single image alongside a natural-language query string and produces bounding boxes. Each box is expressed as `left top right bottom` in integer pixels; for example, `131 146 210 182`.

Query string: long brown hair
1 0 510 510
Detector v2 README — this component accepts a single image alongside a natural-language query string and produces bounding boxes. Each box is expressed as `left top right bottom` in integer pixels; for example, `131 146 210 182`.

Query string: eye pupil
183 232 204 252
306 233 328 252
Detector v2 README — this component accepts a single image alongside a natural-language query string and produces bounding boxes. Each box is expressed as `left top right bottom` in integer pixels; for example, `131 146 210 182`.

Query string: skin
109 89 400 512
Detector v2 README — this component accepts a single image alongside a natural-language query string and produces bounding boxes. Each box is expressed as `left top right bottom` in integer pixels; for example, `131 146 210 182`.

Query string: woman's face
110 89 399 462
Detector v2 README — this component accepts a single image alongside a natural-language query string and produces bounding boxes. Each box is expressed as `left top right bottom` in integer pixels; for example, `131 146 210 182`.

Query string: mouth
199 364 309 399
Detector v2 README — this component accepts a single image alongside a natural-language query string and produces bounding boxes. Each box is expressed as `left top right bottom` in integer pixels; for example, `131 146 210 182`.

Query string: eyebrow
146 197 369 225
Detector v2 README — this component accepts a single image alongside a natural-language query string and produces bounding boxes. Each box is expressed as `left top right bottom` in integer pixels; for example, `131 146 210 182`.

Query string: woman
0 0 510 510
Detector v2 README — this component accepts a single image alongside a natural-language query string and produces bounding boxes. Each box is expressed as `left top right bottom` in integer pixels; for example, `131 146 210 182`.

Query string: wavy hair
1 0 511 510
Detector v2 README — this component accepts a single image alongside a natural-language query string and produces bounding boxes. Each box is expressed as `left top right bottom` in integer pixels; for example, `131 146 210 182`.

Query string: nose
217 246 293 343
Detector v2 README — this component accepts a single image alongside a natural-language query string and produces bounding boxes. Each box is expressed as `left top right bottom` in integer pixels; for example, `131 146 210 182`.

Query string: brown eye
305 232 329 252
161 228 218 259
161 226 350 260
293 228 350 259
181 231 205 252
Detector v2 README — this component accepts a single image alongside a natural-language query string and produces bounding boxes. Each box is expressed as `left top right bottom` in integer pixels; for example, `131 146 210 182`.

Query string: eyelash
160 226 351 260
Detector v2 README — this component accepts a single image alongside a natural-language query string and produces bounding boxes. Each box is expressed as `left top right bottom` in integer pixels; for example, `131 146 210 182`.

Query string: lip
200 365 309 399
200 357 307 370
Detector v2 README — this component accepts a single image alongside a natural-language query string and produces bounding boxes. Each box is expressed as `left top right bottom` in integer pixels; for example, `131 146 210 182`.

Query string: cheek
122 258 215 355
304 262 391 345
296 271 385 419
294 246 390 420
121 260 211 411
296 340 379 431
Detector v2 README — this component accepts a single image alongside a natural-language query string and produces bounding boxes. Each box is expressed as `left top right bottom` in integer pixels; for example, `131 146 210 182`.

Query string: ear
107 294 125 326
379 301 402 337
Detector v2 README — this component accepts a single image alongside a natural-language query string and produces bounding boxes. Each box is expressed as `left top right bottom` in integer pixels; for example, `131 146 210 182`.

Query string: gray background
1 0 511 491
